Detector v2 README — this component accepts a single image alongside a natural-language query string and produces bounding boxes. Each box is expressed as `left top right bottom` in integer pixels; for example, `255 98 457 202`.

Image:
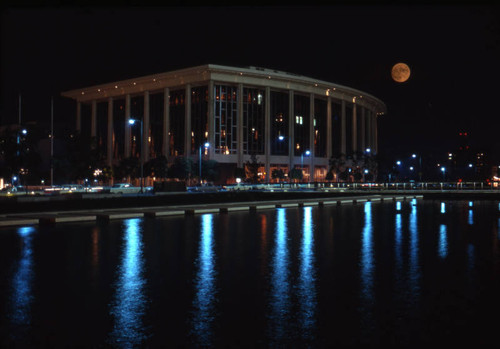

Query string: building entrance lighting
199 142 210 181
128 119 144 193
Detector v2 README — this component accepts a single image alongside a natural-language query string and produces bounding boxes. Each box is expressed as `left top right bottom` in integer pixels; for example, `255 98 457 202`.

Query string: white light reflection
10 226 35 328
192 214 217 347
109 219 147 348
438 224 448 259
269 208 290 343
409 199 420 294
441 202 446 214
298 207 316 340
360 202 374 301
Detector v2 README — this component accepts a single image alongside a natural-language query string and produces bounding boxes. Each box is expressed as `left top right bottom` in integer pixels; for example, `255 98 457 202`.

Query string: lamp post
441 166 446 181
199 142 210 182
129 119 144 193
301 150 311 183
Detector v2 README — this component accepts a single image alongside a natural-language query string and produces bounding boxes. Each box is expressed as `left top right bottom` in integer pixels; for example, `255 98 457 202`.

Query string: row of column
75 85 378 173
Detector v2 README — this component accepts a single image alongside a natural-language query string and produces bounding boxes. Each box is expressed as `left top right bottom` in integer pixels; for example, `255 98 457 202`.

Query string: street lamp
441 166 446 181
199 142 210 182
128 119 144 193
301 150 311 182
411 153 423 181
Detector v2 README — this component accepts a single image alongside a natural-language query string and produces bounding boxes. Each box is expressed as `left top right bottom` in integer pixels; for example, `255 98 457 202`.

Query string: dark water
1 199 500 348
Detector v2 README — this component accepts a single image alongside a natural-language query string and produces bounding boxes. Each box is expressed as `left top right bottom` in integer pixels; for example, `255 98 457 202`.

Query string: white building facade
62 64 386 183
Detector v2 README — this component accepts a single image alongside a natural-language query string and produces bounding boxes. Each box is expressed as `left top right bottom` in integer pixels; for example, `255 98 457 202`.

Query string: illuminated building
61 65 386 182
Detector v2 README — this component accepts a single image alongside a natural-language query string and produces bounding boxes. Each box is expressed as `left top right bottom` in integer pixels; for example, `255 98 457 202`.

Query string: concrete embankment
0 192 423 228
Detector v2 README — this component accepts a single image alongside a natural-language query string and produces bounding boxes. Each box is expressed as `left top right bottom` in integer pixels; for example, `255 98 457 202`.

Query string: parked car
0 186 35 196
59 184 85 193
109 183 141 194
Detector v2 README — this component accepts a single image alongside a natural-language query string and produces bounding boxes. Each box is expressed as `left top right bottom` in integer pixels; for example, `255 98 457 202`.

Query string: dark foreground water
1 199 500 348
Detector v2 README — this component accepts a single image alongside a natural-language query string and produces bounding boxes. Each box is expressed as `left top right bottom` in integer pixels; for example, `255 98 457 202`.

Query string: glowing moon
391 63 411 82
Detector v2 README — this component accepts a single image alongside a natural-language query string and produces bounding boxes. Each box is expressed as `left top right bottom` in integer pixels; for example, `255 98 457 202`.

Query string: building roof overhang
61 64 387 115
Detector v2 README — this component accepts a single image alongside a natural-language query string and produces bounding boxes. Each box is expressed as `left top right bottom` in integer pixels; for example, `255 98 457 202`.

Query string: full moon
391 63 411 82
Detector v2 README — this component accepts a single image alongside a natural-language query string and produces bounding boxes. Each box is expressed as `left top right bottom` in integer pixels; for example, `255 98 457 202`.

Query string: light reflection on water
108 218 147 348
9 226 35 331
191 214 217 346
409 199 420 294
269 208 290 343
439 224 448 259
360 202 374 301
2 199 500 347
395 209 403 270
298 207 316 340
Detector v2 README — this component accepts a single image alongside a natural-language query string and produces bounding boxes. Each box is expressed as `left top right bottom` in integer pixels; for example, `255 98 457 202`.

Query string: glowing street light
301 150 311 183
128 119 144 193
199 142 210 181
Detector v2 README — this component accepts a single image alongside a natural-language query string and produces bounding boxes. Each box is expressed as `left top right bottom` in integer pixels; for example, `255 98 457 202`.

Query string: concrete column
265 87 271 182
288 90 295 169
361 106 366 152
309 93 315 181
124 94 131 158
163 88 170 158
90 100 97 151
352 101 357 154
91 100 97 139
143 91 150 162
366 109 371 150
76 102 81 133
374 114 378 154
184 84 191 157
107 97 113 167
237 83 244 167
208 81 215 158
341 99 346 155
326 97 332 160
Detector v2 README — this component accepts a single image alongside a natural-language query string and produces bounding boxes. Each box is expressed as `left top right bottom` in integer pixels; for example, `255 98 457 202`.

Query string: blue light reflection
409 199 420 294
395 212 403 270
360 202 374 301
269 208 290 343
10 226 35 329
438 224 447 259
109 218 147 348
468 210 474 225
298 207 316 340
192 214 217 347
441 202 446 214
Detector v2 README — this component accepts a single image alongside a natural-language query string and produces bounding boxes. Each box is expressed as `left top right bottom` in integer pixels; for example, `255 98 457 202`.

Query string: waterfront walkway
0 193 422 228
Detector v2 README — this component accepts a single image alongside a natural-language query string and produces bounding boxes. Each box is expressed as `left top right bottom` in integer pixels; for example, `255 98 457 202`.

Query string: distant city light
396 161 401 165
410 166 414 171
21 129 27 135
469 163 473 168
365 148 371 153
412 154 416 158
305 150 311 156
278 135 284 141
441 167 446 172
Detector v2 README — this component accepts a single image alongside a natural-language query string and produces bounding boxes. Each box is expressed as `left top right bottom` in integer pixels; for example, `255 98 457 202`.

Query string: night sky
2 5 500 163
